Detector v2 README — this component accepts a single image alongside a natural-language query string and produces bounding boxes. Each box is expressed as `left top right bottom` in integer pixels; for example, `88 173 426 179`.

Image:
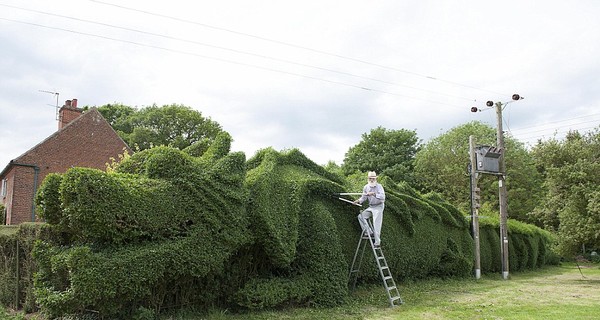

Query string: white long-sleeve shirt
357 183 385 206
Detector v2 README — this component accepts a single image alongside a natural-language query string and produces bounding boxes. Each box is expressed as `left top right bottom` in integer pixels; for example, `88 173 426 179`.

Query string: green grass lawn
162 263 600 320
371 263 600 320
4 263 598 319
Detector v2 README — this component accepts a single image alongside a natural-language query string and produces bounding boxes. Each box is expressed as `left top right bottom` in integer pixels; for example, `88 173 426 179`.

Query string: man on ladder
346 171 402 307
353 171 385 249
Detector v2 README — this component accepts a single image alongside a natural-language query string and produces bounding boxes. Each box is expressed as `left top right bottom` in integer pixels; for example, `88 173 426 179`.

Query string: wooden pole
496 102 510 280
469 135 481 279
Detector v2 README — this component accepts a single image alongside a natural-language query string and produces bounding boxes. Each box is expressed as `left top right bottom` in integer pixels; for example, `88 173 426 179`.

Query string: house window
1 178 6 197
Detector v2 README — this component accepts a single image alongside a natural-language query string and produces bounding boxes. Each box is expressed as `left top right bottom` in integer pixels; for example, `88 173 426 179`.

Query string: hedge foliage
0 223 55 313
237 148 348 309
1 140 557 318
32 133 251 318
477 215 558 272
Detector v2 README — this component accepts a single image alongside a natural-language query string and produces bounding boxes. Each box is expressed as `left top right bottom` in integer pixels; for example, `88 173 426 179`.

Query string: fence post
15 239 20 309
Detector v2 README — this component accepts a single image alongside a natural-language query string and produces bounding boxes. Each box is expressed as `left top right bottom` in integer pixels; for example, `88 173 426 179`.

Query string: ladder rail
348 218 403 307
348 234 369 290
371 245 403 306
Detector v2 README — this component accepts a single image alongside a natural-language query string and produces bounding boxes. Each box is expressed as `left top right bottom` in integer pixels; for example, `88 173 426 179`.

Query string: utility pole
471 94 523 280
495 102 509 280
469 135 481 279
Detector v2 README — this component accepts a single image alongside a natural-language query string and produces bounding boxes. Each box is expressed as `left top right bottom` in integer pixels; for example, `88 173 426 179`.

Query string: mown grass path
189 263 599 320
5 263 598 319
366 263 600 320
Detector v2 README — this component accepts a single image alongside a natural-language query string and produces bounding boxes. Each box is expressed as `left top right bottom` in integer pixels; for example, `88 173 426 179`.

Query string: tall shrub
33 135 251 318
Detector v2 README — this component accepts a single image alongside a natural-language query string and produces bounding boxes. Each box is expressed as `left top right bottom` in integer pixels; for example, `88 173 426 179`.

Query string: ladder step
350 228 402 307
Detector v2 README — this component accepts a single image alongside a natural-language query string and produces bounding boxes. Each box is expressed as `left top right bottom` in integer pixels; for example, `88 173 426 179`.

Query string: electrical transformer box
475 145 503 173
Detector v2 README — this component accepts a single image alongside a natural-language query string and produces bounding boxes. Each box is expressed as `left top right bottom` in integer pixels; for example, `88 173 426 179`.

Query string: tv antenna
39 90 60 120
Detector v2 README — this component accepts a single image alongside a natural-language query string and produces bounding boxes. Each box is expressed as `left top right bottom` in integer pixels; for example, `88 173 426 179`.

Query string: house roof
0 107 130 177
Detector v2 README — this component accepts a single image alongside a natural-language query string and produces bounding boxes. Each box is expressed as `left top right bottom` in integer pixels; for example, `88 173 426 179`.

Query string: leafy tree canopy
341 126 421 184
414 121 543 221
531 128 600 256
97 103 223 151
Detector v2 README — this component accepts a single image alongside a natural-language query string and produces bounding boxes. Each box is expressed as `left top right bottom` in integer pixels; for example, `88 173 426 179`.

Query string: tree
531 129 600 256
414 121 543 221
97 103 223 151
341 126 421 184
94 103 136 128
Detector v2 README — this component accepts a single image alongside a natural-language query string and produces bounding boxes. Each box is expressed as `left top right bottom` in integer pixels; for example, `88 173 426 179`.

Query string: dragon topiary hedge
0 133 556 318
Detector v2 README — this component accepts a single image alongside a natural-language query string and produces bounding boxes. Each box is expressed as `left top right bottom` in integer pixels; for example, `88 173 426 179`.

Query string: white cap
367 171 377 178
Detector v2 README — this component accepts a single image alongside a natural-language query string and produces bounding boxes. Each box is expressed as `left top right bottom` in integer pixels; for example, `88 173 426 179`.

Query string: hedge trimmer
331 192 364 207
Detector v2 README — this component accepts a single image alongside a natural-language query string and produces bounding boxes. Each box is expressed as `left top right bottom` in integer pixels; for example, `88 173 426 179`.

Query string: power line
0 3 475 103
512 119 600 137
88 0 508 97
479 104 600 144
509 113 600 133
516 123 600 139
0 16 466 109
510 123 600 143
507 115 600 139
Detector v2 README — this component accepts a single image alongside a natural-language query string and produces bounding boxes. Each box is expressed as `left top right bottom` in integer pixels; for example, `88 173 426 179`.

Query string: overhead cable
0 16 465 109
88 0 508 97
0 3 475 102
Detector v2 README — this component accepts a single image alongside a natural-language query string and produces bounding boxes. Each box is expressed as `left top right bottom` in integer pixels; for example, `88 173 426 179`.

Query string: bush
1 203 5 225
33 141 251 318
477 215 557 272
0 223 52 312
21 146 557 318
238 149 348 308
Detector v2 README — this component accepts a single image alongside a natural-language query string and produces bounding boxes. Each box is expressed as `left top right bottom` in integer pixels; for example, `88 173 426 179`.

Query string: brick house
0 99 131 225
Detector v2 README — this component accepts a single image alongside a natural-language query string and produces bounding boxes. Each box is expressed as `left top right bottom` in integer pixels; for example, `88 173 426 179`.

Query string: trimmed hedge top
15 141 556 318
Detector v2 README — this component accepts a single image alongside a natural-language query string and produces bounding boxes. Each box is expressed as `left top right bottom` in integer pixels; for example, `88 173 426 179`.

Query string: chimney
58 98 83 130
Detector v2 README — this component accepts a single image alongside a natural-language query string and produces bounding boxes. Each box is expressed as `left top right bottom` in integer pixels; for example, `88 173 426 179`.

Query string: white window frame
1 178 6 197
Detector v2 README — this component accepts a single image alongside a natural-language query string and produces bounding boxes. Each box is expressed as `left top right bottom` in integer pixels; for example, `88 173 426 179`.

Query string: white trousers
357 204 384 246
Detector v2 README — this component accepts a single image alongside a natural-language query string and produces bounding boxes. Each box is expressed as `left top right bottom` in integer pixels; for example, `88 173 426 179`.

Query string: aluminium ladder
348 220 403 307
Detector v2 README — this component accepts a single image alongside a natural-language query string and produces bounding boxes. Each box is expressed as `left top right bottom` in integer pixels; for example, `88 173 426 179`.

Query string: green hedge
236 149 349 308
477 215 558 273
1 143 558 318
32 133 252 318
0 223 55 313
0 226 17 309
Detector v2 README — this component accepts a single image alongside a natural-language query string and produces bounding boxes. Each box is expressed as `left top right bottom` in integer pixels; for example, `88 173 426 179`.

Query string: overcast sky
1 0 599 169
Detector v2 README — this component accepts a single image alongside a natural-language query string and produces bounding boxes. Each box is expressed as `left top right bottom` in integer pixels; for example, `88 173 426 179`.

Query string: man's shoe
374 244 381 249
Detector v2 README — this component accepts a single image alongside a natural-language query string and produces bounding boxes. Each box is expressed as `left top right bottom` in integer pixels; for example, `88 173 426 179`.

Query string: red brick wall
4 108 130 224
3 166 38 225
